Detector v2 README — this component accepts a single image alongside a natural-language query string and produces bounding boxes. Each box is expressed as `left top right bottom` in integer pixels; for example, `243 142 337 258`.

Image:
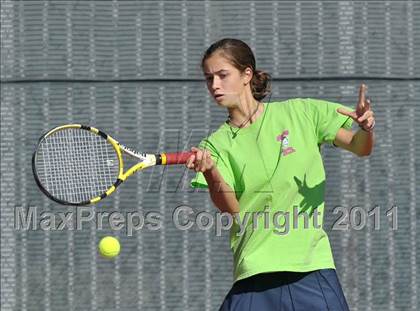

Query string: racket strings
35 128 119 203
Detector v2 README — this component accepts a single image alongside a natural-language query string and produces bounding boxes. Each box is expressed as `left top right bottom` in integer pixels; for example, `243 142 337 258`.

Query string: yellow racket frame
37 124 165 205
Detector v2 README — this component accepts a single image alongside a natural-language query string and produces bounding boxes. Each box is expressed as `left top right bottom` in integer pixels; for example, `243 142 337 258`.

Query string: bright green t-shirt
191 98 354 282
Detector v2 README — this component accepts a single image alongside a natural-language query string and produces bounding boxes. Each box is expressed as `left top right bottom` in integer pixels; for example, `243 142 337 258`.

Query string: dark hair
201 38 271 101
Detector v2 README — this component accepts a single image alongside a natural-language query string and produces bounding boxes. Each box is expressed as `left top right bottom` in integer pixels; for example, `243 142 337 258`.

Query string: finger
195 149 203 161
188 154 196 167
357 110 373 123
359 97 371 115
195 150 204 171
358 84 367 110
360 116 375 128
365 97 372 110
201 150 211 171
186 154 195 168
190 154 197 167
337 107 358 120
204 149 213 160
366 117 375 128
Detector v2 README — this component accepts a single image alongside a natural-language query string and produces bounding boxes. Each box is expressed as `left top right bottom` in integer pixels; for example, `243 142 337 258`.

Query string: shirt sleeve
303 98 354 146
190 138 236 191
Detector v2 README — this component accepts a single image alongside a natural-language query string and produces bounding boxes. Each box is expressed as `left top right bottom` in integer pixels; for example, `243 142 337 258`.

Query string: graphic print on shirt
276 129 296 156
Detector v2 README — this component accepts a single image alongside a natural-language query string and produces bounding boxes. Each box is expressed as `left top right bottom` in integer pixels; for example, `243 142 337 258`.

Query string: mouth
214 94 224 100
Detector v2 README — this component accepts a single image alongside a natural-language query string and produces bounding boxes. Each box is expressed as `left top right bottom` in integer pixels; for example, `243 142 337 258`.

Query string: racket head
32 124 123 205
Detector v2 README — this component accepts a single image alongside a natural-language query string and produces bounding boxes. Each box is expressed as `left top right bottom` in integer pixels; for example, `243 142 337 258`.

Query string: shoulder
266 98 310 114
274 97 345 114
268 98 311 108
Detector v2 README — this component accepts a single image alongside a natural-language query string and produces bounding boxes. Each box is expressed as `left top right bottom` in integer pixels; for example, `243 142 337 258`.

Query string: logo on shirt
277 130 296 156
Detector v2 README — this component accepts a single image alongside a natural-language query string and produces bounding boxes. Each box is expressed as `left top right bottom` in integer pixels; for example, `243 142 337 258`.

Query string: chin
213 96 229 105
213 97 225 106
214 100 233 108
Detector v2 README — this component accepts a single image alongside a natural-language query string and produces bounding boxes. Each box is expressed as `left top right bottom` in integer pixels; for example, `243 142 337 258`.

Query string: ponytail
251 70 271 100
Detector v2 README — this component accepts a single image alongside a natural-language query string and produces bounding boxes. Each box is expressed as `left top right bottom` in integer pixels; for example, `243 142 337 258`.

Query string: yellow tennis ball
98 236 120 259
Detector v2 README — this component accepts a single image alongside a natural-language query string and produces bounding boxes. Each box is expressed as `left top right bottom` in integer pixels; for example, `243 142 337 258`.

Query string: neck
227 92 262 128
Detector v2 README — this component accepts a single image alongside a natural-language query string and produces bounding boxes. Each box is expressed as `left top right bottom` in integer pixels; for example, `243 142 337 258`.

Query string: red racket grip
163 151 194 165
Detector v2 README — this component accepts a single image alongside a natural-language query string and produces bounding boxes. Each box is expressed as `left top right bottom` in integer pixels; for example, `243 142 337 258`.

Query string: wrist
203 165 217 177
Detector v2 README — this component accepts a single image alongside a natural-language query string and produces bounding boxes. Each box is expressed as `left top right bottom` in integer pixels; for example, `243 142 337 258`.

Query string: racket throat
120 144 149 161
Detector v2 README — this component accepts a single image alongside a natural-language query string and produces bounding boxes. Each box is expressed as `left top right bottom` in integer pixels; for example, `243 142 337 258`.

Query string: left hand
337 84 375 132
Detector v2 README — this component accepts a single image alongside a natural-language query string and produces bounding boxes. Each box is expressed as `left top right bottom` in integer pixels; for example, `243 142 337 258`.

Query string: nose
211 76 220 92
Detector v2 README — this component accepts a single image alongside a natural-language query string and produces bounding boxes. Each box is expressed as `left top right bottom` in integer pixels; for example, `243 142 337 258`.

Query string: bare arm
203 167 240 214
336 84 376 157
334 127 375 156
187 147 239 214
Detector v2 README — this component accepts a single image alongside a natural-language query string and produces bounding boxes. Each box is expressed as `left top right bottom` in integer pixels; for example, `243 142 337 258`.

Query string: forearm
350 128 375 156
203 167 240 214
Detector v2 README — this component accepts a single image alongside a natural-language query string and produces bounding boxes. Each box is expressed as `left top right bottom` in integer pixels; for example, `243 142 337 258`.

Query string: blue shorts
219 269 350 311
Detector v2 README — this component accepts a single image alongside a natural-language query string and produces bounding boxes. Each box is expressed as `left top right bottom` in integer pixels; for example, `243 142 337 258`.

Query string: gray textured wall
1 1 419 310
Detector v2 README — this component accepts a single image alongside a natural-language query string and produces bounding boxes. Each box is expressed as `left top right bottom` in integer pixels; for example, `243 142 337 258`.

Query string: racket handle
163 152 194 165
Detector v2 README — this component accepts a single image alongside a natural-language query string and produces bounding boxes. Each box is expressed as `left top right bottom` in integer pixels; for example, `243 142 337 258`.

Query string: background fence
1 1 419 310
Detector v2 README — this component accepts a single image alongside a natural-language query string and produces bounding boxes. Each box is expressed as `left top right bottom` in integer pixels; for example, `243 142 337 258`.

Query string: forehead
203 53 236 74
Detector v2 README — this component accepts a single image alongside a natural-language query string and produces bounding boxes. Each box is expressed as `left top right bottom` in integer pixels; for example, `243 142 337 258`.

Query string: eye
219 73 228 79
205 76 213 82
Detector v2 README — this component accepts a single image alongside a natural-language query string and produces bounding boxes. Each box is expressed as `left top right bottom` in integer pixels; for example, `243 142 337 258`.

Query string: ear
243 67 253 85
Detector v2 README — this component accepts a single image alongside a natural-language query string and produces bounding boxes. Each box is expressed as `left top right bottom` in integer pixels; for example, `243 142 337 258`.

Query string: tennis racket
32 124 193 206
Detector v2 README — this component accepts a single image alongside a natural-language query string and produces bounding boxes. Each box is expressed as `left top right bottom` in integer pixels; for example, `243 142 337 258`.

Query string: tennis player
187 38 375 310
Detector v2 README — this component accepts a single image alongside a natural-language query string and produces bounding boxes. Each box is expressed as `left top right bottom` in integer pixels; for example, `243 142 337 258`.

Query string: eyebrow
204 69 229 75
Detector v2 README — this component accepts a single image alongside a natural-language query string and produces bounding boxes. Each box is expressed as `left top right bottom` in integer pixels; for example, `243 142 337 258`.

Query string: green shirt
191 98 353 282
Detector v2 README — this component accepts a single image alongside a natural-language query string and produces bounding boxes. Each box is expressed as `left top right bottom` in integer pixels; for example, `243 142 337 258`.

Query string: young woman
187 38 375 310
